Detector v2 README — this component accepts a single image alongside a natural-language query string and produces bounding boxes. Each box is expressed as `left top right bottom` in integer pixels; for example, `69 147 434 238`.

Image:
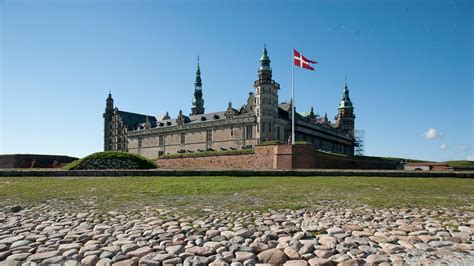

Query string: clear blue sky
1 0 473 161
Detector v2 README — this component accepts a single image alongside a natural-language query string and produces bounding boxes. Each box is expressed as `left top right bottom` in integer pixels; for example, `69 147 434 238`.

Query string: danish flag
293 49 317 71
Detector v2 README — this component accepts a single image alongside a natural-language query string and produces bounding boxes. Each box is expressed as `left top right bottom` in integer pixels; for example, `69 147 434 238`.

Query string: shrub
158 149 255 159
63 151 158 170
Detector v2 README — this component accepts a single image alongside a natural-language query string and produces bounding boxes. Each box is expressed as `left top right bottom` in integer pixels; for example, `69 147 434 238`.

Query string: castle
103 47 356 159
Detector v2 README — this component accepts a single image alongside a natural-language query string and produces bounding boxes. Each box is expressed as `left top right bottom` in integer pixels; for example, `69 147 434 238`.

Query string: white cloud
440 144 448 149
423 128 441 140
459 145 471 151
467 155 474 161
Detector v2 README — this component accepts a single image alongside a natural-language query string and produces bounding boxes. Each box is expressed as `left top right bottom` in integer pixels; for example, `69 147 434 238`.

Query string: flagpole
291 48 295 145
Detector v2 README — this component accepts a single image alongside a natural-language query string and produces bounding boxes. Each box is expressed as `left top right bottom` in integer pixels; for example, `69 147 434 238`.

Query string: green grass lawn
0 176 472 213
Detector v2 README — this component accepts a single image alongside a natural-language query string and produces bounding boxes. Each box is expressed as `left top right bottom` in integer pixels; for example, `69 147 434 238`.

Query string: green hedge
258 140 281 145
158 149 255 159
63 151 158 170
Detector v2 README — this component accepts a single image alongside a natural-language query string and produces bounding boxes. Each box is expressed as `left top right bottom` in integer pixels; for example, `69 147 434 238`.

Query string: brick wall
1 169 473 177
155 144 400 170
0 154 78 168
156 145 274 169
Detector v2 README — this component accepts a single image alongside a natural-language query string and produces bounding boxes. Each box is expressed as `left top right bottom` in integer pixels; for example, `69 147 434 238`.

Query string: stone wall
155 144 400 170
0 169 473 178
0 154 78 169
129 121 258 159
277 144 400 170
156 145 274 169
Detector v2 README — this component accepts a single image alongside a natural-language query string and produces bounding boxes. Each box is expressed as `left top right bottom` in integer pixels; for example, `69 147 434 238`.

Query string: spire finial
344 75 348 89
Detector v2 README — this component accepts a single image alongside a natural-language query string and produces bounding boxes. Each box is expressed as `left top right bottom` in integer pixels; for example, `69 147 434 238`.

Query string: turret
103 91 114 151
191 56 205 115
254 45 280 142
258 45 272 81
336 79 355 138
105 91 114 113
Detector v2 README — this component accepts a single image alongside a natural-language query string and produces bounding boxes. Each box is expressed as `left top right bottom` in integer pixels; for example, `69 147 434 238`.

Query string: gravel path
0 201 473 265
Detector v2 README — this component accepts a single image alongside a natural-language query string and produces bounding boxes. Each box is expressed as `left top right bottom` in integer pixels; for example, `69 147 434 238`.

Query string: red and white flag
293 49 317 70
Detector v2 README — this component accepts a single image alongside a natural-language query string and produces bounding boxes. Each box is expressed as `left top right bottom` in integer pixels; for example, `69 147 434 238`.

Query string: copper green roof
339 83 353 109
260 46 270 62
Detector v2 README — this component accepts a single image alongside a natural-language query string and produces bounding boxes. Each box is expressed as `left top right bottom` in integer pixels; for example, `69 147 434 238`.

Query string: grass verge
0 176 472 213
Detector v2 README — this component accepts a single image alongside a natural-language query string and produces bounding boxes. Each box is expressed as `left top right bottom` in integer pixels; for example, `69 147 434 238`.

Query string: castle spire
339 78 353 109
258 45 272 81
259 45 271 71
195 55 201 86
336 77 356 138
191 56 205 115
105 91 114 113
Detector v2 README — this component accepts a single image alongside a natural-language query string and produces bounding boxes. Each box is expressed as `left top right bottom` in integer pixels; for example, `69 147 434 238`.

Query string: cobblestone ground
0 201 473 266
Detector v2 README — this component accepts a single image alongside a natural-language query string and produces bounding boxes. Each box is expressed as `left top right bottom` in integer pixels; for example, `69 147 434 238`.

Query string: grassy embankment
0 176 472 213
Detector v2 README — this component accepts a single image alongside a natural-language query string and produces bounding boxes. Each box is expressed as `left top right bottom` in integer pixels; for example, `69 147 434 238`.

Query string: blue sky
1 0 473 161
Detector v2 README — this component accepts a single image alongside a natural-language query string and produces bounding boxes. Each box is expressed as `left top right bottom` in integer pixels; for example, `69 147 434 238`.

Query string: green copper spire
195 55 202 86
260 44 270 62
191 56 205 115
339 77 353 109
258 44 272 76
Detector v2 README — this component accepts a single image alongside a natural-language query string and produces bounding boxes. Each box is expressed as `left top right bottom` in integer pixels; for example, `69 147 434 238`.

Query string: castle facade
103 47 356 159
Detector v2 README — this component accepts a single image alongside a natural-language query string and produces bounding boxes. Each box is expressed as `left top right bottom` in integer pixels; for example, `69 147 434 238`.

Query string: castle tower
191 56 205 115
103 92 114 151
254 45 280 142
336 80 355 138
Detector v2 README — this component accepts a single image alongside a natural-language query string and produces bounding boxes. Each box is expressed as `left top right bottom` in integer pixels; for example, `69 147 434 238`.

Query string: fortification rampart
155 144 401 170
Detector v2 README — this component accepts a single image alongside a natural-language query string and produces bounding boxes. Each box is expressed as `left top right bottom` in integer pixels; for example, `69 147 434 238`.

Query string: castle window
230 127 234 136
245 125 253 139
138 138 142 148
159 135 164 146
158 151 164 157
206 129 213 142
277 126 280 140
180 132 186 144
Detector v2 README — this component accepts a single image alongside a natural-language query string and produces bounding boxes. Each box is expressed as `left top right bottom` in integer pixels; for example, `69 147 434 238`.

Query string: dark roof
152 111 228 128
117 111 157 130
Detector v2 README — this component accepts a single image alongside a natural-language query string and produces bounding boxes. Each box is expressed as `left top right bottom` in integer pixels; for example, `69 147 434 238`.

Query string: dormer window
213 114 220 119
201 116 207 121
